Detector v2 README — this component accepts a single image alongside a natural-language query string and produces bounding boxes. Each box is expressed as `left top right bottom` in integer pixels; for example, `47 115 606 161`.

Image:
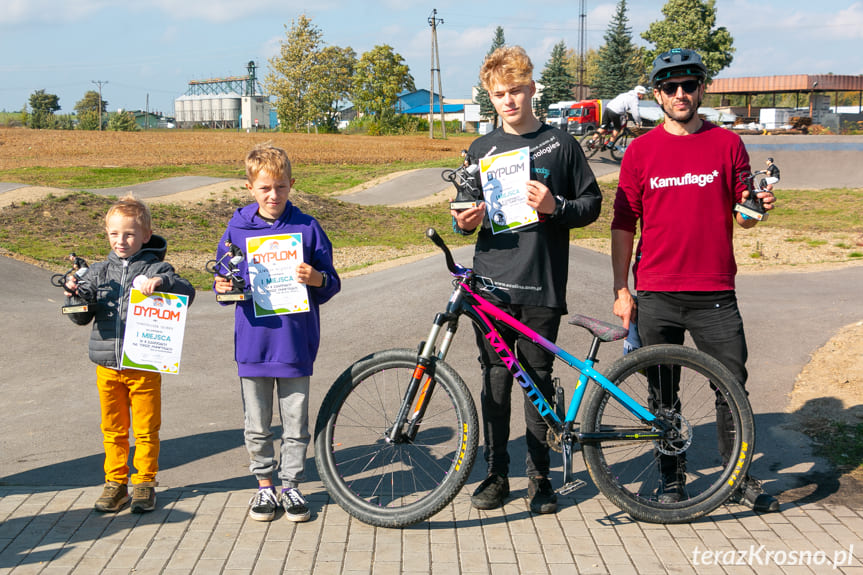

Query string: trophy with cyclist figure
734 158 779 221
206 240 250 302
50 252 92 314
443 150 482 211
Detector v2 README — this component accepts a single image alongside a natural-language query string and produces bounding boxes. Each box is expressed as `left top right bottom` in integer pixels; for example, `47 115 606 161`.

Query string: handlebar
426 228 469 278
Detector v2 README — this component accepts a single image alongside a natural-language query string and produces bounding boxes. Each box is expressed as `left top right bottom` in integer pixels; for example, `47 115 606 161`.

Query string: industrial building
174 61 273 130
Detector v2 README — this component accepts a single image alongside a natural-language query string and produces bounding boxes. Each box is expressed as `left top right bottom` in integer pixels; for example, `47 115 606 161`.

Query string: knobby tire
314 349 479 528
581 344 755 523
579 131 600 159
609 131 631 161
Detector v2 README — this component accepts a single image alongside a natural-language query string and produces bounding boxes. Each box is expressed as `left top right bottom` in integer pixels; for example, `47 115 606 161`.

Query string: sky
2 0 862 117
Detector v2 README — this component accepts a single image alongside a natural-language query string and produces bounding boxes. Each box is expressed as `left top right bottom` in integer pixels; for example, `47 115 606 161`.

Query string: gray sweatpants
240 376 310 488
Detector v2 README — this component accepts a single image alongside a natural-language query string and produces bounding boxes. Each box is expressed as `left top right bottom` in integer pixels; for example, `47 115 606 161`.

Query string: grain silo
174 61 270 130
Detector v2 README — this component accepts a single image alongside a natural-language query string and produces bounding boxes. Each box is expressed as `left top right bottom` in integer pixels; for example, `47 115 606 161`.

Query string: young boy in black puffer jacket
65 194 195 513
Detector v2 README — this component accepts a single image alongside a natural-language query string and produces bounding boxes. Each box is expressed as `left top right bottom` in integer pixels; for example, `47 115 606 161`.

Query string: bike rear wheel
581 344 754 523
609 131 631 161
314 348 479 528
579 131 600 158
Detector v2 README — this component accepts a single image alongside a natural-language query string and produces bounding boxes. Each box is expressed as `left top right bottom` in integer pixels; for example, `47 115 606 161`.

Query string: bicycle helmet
650 48 707 86
634 85 648 95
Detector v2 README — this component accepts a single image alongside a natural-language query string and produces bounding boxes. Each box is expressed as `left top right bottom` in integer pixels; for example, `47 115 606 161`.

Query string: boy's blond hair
106 194 151 234
245 144 292 184
480 45 534 91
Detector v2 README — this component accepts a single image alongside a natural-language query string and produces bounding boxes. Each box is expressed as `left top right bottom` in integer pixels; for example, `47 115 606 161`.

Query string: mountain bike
579 122 637 161
314 229 755 528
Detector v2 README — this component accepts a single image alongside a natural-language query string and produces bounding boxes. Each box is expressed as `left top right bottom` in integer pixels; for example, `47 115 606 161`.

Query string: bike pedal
556 479 587 495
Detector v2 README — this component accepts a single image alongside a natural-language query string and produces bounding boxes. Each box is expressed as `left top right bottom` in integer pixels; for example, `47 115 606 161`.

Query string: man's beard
661 95 702 123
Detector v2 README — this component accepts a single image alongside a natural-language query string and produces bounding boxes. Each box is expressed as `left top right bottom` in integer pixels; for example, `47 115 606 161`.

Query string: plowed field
0 128 465 169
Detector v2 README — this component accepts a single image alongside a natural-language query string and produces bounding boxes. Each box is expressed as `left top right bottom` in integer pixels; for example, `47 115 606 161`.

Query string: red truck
565 99 608 136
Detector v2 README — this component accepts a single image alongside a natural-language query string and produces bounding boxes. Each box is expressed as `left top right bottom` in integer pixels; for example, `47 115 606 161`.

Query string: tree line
17 0 855 134
24 88 138 131
266 1 735 133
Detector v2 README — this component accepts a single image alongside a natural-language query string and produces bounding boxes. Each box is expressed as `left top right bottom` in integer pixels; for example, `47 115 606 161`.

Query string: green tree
266 15 357 133
641 0 734 79
311 45 357 132
592 0 645 99
54 114 74 130
266 15 324 132
74 90 108 130
28 89 60 129
351 44 415 133
538 41 576 117
565 47 601 99
77 110 101 130
74 90 107 116
107 110 138 131
475 26 506 125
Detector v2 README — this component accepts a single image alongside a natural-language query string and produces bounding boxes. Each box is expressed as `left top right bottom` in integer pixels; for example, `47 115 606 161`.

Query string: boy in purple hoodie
214 144 341 522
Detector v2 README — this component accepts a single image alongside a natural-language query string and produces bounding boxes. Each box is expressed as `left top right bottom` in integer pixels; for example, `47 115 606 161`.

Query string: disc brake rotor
653 411 693 456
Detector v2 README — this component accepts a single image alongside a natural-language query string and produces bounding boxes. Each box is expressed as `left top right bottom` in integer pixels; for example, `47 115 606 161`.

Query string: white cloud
0 0 110 24
825 2 863 38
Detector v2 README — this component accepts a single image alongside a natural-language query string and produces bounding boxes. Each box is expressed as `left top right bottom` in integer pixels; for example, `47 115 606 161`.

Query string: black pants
600 108 622 132
637 291 748 472
473 304 561 478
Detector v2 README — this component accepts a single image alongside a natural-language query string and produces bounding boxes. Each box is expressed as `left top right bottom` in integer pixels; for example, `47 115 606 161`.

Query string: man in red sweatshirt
611 48 779 513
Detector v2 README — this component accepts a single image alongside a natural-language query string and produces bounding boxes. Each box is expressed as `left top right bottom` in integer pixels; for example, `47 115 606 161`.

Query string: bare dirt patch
0 128 464 169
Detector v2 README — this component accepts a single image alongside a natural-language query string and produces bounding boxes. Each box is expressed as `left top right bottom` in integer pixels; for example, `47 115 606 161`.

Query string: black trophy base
734 202 768 221
216 291 250 302
62 304 90 315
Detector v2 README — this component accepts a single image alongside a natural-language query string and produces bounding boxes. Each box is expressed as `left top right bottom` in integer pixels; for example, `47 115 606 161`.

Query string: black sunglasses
659 80 701 95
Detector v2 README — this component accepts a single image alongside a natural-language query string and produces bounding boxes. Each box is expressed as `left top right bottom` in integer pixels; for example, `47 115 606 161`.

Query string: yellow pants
96 366 161 484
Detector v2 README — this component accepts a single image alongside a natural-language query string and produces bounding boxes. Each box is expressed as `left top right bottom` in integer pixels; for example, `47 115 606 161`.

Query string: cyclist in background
590 85 648 148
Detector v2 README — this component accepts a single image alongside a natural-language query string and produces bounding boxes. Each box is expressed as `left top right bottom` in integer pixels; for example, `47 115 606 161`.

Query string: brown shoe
94 481 130 512
130 482 157 513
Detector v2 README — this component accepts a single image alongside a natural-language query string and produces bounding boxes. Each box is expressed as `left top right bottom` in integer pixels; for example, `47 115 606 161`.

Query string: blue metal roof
402 104 464 115
398 89 438 110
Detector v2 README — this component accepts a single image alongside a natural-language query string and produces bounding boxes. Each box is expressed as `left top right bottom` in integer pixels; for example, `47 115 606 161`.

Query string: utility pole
428 9 446 139
578 0 586 100
92 80 108 131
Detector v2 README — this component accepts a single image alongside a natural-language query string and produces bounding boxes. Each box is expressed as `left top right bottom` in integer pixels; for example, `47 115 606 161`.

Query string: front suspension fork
388 313 459 443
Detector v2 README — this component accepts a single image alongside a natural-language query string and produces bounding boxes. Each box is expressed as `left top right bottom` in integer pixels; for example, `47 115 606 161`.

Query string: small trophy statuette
444 150 482 211
51 253 92 314
206 241 250 302
734 159 779 222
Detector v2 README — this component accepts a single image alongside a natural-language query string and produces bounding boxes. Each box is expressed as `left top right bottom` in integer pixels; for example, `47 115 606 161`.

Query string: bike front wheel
581 344 755 523
314 348 479 528
609 131 631 161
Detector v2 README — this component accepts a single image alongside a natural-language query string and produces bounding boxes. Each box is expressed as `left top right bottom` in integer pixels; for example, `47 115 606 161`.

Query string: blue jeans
240 376 310 488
